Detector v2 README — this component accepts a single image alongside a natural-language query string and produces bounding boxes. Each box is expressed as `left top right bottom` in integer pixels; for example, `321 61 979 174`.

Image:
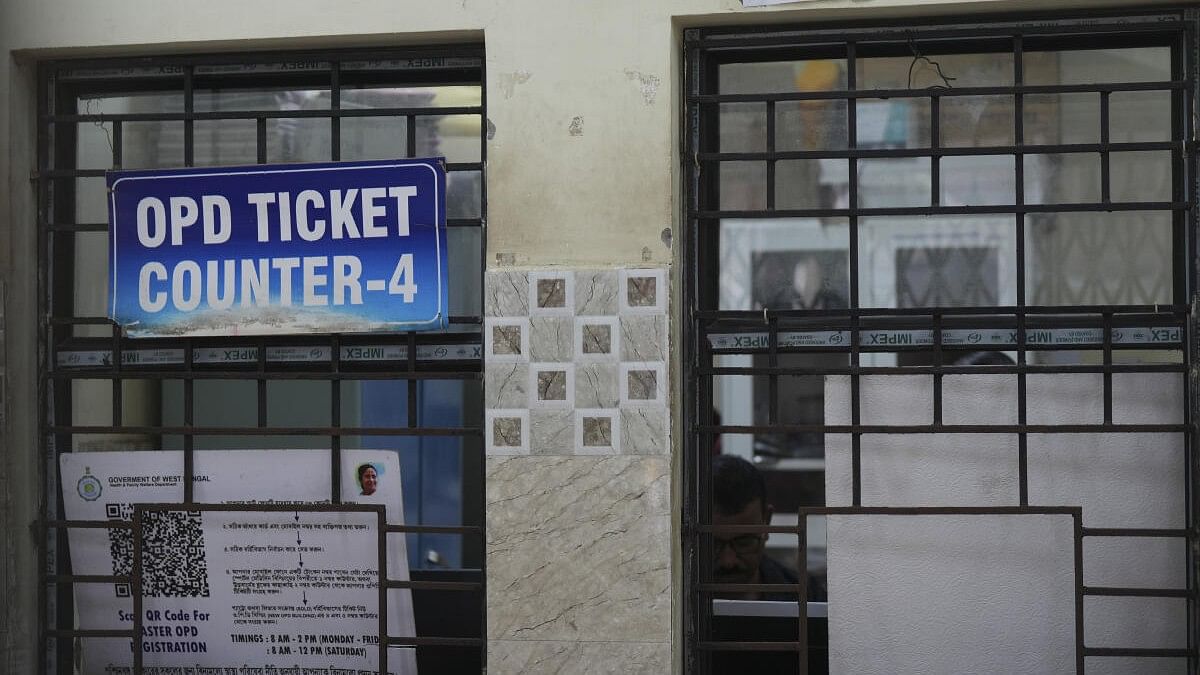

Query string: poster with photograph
60 449 417 675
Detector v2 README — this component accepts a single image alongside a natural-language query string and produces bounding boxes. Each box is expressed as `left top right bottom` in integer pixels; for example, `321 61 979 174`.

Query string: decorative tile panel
486 409 530 455
485 266 667 457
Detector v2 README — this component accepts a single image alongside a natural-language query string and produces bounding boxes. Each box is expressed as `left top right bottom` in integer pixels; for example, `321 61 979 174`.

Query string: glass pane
448 226 483 317
73 231 110 336
719 59 846 95
720 102 766 152
940 95 1013 147
718 218 849 311
267 380 330 427
1024 47 1171 86
720 162 767 211
1025 211 1172 306
857 51 1013 89
941 155 1014 206
266 117 331 163
416 114 482 163
192 380 257 427
76 121 115 170
193 119 257 167
857 99 929 148
193 87 330 112
122 121 185 169
1024 93 1099 145
341 115 409 160
447 170 482 219
74 177 108 223
1111 91 1172 143
858 157 930 208
1024 153 1100 204
859 215 1016 308
1111 151 1172 203
343 84 480 108
777 99 847 151
777 159 847 210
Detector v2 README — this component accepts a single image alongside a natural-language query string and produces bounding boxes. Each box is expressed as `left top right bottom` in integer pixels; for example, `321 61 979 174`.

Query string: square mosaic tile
619 268 666 314
530 271 575 316
576 316 620 362
575 408 620 455
620 362 666 405
530 363 575 409
485 318 529 363
486 409 530 455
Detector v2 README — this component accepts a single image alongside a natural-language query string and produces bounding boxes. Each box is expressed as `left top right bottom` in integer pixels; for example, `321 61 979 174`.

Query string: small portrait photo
356 462 380 496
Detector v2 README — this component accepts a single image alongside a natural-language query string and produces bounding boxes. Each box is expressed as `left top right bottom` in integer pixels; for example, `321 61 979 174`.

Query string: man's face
360 467 378 495
712 498 769 598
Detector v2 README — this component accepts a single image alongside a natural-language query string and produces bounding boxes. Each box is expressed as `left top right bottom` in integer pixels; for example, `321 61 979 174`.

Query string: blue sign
107 159 447 337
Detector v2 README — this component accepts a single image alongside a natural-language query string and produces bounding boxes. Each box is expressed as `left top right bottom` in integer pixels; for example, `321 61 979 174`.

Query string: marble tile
486 455 671 642
575 363 619 409
574 269 620 316
529 317 573 362
621 406 668 456
486 270 530 317
620 362 665 405
486 410 530 455
484 317 528 363
530 271 574 316
528 363 575 409
619 268 666 314
575 408 619 455
531 409 575 455
576 316 619 362
620 315 667 362
487 640 670 675
485 362 529 409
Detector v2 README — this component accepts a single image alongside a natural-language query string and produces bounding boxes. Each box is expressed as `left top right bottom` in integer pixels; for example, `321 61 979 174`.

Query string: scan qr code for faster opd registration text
106 504 211 598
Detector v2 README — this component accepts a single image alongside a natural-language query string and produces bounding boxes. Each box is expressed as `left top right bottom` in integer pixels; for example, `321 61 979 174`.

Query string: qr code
105 505 210 598
141 510 210 598
105 503 134 597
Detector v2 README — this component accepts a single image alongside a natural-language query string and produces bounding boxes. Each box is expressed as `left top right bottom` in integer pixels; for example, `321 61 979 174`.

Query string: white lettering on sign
135 255 405 313
246 187 418 243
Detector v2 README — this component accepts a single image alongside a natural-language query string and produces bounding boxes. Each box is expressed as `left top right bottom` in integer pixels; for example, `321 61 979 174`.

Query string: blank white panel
827 514 1075 675
858 434 1018 507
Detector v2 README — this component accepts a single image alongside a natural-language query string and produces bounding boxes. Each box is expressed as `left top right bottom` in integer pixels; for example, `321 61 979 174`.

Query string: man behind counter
712 454 826 602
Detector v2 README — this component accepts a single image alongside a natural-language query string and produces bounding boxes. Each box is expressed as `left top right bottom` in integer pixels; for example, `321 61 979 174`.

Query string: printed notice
60 449 417 675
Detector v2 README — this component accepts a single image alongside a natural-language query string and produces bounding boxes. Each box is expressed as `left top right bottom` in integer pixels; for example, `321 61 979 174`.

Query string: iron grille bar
384 580 482 591
699 364 1187 376
49 425 481 436
1082 527 1190 537
1084 647 1194 658
702 423 1186 434
1083 586 1192 598
689 80 1185 104
695 201 1187 218
45 105 484 122
698 641 805 652
385 637 484 647
45 575 130 584
47 371 483 381
46 629 134 639
697 141 1179 160
385 524 482 534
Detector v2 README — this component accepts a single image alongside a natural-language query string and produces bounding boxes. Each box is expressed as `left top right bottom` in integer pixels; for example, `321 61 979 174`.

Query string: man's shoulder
758 554 800 584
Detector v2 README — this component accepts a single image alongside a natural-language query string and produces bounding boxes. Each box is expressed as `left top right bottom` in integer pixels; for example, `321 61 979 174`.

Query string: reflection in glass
1111 91 1172 143
1024 47 1170 86
857 51 1013 90
1024 93 1099 145
719 219 849 311
941 155 1014 206
1024 153 1100 204
1025 211 1172 306
1111 152 1173 203
857 157 930 208
719 60 845 95
720 102 767 152
940 95 1013 148
857 98 929 148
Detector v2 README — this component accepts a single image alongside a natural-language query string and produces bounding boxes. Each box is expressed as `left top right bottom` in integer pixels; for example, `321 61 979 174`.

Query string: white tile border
486 409 530 455
574 408 621 455
574 315 620 362
484 317 529 363
620 361 667 405
619 267 667 314
529 270 576 316
529 362 576 409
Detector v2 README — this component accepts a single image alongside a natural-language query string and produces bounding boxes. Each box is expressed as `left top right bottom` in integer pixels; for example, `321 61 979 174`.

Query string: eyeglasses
713 533 764 556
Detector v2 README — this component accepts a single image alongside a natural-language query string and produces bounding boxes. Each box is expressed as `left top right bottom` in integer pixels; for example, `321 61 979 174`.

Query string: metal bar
49 370 484 381
331 334 342 505
1082 527 1190 537
693 201 1188 218
1101 91 1112 204
700 423 1187 434
766 99 776 210
700 364 1187 376
385 637 485 647
847 40 862 508
256 117 267 165
49 425 481 436
46 105 484 123
385 524 483 534
183 345 194 504
132 505 144 675
330 61 341 162
1084 648 1195 658
694 140 1179 161
1083 586 1192 597
697 641 805 652
44 575 130 584
688 81 1186 103
1075 512 1085 674
378 508 387 675
384 580 483 591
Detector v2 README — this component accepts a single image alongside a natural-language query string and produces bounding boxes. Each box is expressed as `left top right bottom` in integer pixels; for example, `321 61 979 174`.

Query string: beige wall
0 0 1185 672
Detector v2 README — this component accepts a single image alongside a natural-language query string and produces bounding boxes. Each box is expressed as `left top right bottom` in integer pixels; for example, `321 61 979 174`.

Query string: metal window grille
683 9 1199 674
36 47 487 674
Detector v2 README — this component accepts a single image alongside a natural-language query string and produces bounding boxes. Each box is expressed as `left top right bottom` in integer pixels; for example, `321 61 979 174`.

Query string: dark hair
954 350 1015 366
712 454 767 517
356 463 376 484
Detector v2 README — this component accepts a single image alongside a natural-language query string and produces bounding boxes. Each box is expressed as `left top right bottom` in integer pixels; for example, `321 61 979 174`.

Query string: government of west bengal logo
77 469 102 501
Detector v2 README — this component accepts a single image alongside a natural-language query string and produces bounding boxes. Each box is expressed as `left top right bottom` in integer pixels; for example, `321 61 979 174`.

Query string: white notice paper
60 449 418 675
